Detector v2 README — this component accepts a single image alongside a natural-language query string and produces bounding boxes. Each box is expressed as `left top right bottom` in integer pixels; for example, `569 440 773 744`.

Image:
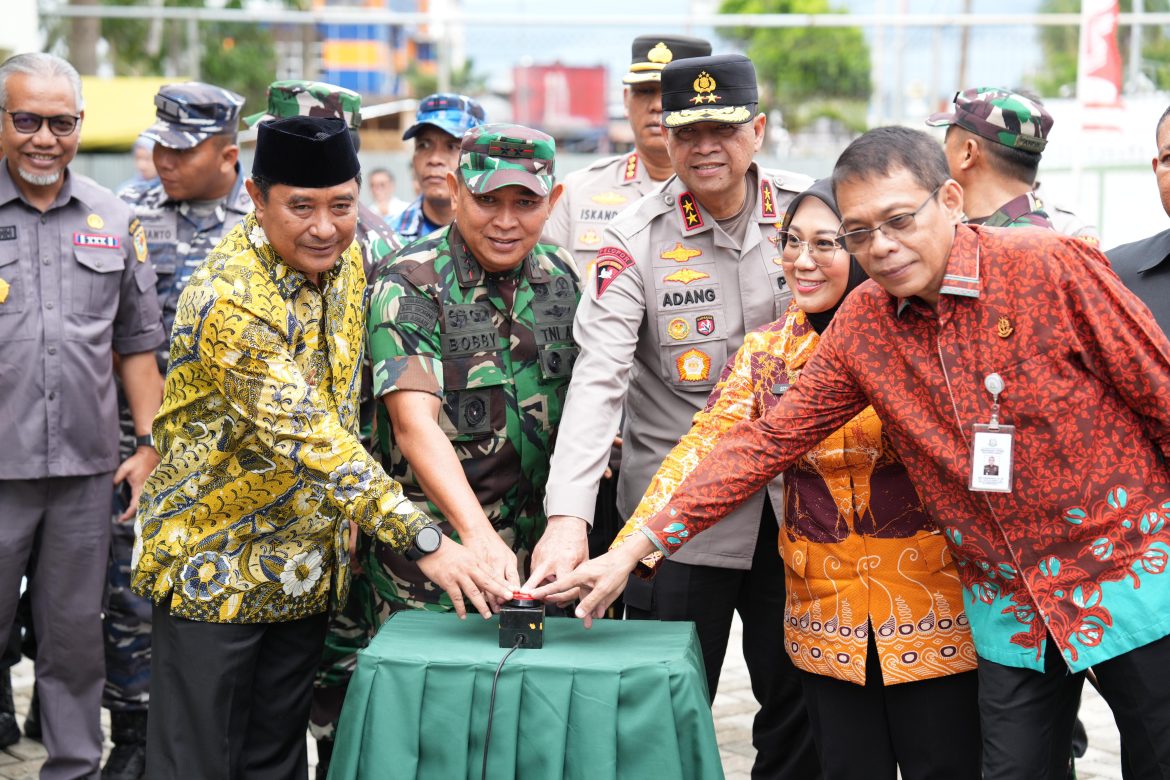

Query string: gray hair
0 53 85 112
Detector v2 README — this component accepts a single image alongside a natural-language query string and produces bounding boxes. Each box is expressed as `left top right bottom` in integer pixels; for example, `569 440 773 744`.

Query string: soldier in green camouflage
309 124 578 778
927 87 1057 229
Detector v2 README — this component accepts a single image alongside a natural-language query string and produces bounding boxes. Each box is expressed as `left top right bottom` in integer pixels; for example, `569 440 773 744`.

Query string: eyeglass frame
776 231 846 269
0 107 82 137
836 185 943 254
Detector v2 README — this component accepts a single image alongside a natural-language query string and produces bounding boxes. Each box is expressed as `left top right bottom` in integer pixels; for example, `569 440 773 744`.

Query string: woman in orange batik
610 180 982 780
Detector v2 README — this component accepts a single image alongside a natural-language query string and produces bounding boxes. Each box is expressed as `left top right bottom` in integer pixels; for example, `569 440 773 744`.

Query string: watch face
416 525 442 554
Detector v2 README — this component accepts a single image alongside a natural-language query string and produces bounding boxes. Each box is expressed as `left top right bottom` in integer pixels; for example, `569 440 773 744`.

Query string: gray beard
18 167 61 187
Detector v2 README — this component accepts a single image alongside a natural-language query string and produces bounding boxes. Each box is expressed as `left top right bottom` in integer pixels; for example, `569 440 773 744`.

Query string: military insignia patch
678 192 704 231
398 296 440 330
73 232 121 250
676 348 711 382
86 213 105 230
660 242 702 263
667 318 690 340
664 268 710 285
760 181 777 218
0 226 15 241
624 153 639 182
689 71 721 105
579 229 601 246
696 314 715 336
594 246 636 298
591 191 627 206
131 219 149 262
0 277 8 305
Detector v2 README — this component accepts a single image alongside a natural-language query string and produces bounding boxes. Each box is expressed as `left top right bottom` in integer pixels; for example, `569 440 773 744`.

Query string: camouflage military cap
403 93 486 141
243 80 362 130
623 34 712 84
458 124 555 197
141 82 245 150
661 54 758 128
926 87 1053 154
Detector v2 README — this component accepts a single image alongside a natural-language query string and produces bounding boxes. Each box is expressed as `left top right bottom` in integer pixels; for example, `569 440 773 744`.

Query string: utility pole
957 0 972 90
67 0 100 75
1130 0 1144 90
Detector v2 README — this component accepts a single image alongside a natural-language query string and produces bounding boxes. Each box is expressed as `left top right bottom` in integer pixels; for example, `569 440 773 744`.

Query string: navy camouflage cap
141 82 245 150
458 123 556 197
661 54 758 128
623 34 712 84
243 80 362 130
926 87 1054 153
403 92 486 141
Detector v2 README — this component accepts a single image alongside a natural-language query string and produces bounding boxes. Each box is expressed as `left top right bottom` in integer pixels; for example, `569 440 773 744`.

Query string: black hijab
780 178 868 335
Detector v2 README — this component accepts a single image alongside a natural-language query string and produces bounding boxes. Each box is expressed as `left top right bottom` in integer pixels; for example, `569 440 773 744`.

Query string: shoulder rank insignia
678 192 704 231
661 242 702 263
591 191 628 206
594 246 636 298
664 268 710 285
624 153 639 182
760 180 777 219
676 348 712 382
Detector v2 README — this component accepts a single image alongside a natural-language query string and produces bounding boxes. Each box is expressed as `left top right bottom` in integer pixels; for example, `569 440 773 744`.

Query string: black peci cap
252 116 360 188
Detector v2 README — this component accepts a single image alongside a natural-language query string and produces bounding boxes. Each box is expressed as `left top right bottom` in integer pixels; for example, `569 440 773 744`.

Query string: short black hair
1157 104 1170 141
832 126 950 196
946 125 1040 186
250 172 362 202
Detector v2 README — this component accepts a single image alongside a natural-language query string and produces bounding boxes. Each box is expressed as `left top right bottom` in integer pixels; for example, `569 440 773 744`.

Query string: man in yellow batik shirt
131 116 511 779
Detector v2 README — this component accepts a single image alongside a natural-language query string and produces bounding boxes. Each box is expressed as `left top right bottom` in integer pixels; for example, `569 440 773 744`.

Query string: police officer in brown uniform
0 53 165 779
542 34 711 272
527 54 821 779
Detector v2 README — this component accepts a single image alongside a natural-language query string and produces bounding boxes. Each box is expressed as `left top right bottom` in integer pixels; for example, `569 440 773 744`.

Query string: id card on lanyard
969 372 1015 493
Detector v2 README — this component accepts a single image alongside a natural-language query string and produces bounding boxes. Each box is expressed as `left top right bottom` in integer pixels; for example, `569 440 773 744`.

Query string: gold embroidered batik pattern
132 213 430 623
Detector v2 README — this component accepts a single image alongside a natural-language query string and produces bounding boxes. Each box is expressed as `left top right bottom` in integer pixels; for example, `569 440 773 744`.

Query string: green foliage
719 0 872 121
402 59 487 99
1033 0 1170 95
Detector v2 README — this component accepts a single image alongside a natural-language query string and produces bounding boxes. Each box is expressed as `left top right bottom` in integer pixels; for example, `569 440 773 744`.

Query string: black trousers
147 604 328 780
980 632 1170 780
625 504 820 780
800 630 981 780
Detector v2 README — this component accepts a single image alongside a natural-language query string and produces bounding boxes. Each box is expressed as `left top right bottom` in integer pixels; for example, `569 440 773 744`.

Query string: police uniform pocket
664 339 727 391
72 246 124 319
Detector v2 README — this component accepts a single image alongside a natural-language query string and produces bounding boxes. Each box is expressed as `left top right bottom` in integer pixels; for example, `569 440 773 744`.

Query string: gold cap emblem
690 72 722 105
648 42 673 65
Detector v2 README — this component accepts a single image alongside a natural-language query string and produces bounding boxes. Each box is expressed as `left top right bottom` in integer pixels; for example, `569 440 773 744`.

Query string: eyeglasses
836 185 942 254
1 108 81 137
777 232 844 268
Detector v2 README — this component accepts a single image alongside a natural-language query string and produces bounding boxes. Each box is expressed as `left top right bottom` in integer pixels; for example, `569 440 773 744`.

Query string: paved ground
2 616 1127 779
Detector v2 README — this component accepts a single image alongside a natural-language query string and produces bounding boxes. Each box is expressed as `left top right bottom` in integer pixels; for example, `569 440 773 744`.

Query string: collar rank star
594 246 636 298
760 181 777 219
676 348 711 382
678 193 704 231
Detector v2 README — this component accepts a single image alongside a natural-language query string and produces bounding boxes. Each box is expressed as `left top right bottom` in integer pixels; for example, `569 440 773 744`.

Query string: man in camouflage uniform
527 54 821 778
393 93 486 243
108 81 246 780
311 126 576 778
542 33 711 272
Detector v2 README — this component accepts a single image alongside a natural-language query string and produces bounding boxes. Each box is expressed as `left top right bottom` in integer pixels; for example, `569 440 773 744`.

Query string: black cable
481 634 525 780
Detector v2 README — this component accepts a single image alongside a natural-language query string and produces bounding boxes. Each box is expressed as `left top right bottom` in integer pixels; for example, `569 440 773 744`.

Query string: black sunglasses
1 108 81 137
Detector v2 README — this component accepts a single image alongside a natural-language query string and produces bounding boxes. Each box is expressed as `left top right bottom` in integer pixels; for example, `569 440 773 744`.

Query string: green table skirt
329 611 724 780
